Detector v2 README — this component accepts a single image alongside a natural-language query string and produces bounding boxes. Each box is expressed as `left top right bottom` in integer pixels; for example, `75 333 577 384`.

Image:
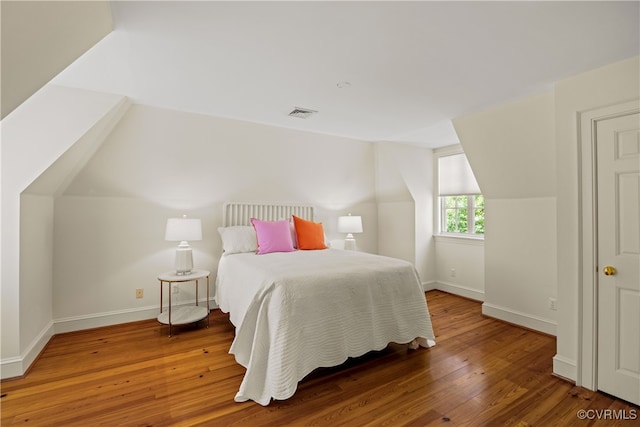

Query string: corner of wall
1 85 129 378
552 354 577 383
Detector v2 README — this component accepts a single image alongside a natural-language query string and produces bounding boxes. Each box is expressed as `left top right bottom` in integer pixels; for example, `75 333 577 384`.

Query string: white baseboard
482 302 557 336
434 281 485 301
1 298 218 379
1 321 55 380
54 298 218 334
0 356 24 379
54 306 160 334
422 280 436 292
552 354 577 382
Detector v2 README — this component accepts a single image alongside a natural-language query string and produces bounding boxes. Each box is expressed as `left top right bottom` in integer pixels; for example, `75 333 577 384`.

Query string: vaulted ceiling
20 2 640 147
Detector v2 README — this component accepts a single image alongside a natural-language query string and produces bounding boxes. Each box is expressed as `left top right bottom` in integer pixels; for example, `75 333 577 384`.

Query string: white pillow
217 226 258 254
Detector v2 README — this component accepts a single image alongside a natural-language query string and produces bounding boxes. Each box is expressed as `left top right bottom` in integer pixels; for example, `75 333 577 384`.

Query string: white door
596 111 640 405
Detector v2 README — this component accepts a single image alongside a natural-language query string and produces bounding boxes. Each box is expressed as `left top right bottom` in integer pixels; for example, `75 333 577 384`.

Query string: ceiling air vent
288 107 317 119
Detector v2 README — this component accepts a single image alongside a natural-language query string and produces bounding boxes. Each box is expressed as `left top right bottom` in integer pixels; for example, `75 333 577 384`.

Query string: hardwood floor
1 291 637 426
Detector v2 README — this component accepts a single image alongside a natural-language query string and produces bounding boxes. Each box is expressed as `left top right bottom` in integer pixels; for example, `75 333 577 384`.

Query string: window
438 152 484 236
442 194 484 234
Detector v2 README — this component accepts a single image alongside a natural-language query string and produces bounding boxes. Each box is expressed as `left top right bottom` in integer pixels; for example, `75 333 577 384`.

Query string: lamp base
175 243 194 275
344 234 357 251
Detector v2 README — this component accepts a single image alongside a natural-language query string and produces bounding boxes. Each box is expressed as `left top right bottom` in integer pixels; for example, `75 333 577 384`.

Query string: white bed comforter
215 249 436 406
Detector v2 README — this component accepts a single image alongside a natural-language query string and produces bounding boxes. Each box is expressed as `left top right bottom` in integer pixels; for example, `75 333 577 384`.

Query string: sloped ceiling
1 1 112 119
51 1 639 148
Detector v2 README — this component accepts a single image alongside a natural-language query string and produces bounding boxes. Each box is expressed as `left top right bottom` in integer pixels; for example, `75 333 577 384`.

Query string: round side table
157 269 210 337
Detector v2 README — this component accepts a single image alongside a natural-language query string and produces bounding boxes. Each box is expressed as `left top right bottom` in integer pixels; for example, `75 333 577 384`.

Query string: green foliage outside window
443 195 484 235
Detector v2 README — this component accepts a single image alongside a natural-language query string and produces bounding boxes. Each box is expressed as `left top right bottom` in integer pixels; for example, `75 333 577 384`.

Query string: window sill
434 234 485 246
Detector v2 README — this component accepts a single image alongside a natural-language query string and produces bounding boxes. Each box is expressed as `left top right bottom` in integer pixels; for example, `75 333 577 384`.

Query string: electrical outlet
450 268 456 277
172 285 179 294
548 297 557 311
136 288 144 299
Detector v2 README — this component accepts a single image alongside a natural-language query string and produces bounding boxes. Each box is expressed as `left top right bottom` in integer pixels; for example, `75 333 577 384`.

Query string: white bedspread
215 249 436 406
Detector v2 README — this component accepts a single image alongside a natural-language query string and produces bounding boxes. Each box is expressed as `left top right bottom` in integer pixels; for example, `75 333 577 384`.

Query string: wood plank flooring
1 291 637 426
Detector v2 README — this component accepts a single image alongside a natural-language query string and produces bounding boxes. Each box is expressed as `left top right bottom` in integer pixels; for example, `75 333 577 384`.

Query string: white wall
432 145 485 301
554 56 640 381
19 194 55 370
1 84 127 378
450 56 640 382
374 142 435 285
434 236 484 301
52 103 378 328
453 92 558 335
1 1 112 118
376 141 484 297
483 197 557 334
455 92 556 199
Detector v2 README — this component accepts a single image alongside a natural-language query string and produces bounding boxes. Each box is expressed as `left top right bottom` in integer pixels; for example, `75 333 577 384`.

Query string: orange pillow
292 215 327 250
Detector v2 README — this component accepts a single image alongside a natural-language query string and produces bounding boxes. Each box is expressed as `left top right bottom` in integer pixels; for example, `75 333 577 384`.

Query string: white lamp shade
165 217 202 241
338 215 363 234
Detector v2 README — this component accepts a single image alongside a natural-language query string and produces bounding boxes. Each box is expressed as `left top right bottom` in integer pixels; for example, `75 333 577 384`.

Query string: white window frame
434 145 484 240
440 194 484 236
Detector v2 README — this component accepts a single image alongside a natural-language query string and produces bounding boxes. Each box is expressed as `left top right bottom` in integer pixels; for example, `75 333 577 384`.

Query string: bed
215 202 436 406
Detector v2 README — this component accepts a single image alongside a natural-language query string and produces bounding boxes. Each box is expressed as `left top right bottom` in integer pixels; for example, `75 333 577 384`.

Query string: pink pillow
251 218 295 255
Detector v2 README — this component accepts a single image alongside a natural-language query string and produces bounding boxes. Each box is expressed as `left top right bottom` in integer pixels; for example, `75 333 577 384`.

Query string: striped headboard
223 202 315 226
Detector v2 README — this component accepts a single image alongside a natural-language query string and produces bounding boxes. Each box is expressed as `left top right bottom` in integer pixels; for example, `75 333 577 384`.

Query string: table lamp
337 214 363 250
165 215 202 275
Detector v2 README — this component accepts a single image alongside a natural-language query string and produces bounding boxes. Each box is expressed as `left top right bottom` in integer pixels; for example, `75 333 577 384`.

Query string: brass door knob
603 266 617 276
